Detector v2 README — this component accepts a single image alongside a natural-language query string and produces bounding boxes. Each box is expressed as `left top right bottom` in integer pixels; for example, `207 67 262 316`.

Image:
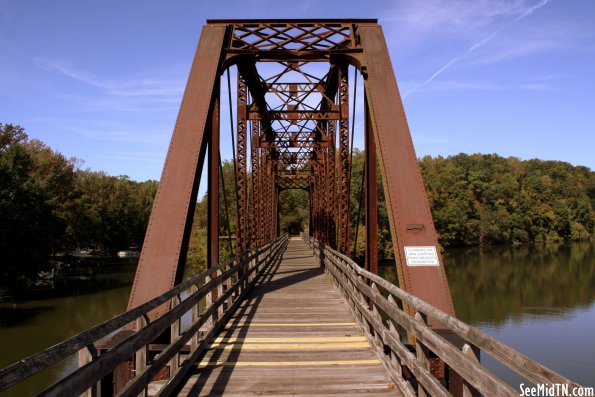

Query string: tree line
0 123 157 285
419 153 594 247
2 122 594 283
184 150 594 273
349 150 594 258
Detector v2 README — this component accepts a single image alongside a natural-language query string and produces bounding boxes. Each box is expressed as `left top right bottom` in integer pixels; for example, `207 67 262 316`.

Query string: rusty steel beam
358 25 456 318
248 110 340 121
235 59 274 141
127 24 228 317
130 17 455 328
262 156 269 243
315 160 324 241
208 89 220 269
259 151 267 244
327 120 337 249
226 21 358 53
266 159 275 241
235 74 248 254
364 96 378 275
337 64 351 256
259 140 331 149
270 172 277 240
250 122 260 247
321 148 329 244
121 18 460 395
209 18 378 24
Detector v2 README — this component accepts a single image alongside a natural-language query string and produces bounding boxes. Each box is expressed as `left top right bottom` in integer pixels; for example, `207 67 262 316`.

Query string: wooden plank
197 359 381 368
315 236 583 389
0 241 266 392
175 238 401 396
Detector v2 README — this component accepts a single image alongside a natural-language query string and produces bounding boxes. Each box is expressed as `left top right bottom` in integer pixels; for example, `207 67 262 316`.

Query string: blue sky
1 0 594 188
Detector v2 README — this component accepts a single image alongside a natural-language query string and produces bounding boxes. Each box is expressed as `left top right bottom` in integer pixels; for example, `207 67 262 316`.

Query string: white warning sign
404 246 439 267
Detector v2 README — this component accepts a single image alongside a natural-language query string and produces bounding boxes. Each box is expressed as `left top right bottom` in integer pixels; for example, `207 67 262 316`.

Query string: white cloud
401 79 562 94
97 151 165 163
49 91 180 113
35 58 184 98
398 0 554 97
75 129 168 144
382 0 533 47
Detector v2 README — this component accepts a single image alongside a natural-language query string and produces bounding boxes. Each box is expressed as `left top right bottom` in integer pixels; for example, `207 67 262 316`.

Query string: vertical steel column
270 166 276 239
263 156 269 242
235 74 248 253
338 64 351 255
312 165 318 240
320 148 328 244
250 121 260 247
263 153 271 242
359 25 456 318
269 162 275 240
315 158 323 240
263 158 269 242
268 163 274 241
275 187 281 237
325 148 333 244
364 96 378 275
208 87 220 269
327 120 337 249
308 188 313 236
259 151 266 244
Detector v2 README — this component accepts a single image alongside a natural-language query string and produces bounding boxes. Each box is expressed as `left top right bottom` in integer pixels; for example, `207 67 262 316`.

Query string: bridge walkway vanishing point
175 237 399 396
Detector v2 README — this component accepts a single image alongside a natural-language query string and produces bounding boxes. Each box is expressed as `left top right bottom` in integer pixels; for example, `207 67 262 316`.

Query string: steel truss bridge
0 19 583 397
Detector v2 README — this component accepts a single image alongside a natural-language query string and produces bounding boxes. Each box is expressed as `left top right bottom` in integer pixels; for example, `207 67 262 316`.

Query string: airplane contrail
403 0 552 98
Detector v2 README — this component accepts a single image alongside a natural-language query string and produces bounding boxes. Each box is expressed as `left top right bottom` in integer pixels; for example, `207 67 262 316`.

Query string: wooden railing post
78 346 99 397
414 312 431 397
169 295 181 378
387 296 403 379
204 274 213 332
462 344 481 397
190 285 199 351
134 316 148 397
298 235 584 397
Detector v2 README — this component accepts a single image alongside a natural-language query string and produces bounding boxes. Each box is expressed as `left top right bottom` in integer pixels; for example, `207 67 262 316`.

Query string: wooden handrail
0 234 289 396
302 233 583 396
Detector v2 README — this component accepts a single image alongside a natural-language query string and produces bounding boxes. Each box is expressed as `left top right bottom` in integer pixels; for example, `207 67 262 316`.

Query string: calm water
380 241 595 387
0 263 136 397
1 242 594 395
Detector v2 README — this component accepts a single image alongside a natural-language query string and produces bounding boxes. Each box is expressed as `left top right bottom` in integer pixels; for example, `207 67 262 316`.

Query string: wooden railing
302 233 582 397
0 234 289 397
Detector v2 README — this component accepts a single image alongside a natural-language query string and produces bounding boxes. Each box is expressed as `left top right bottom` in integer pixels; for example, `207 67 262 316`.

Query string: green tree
0 124 59 284
1 122 159 290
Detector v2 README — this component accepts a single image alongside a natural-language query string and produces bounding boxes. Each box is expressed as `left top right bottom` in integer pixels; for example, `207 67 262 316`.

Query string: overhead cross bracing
127 17 456 329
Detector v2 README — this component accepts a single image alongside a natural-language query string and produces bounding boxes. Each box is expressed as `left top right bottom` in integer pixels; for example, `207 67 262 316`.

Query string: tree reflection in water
379 241 595 386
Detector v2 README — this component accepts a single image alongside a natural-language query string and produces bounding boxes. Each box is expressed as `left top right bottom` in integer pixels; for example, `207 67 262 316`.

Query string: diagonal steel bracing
130 18 455 337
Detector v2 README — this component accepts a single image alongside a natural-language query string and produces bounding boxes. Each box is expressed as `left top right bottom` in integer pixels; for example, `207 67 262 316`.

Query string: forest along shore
2 122 594 294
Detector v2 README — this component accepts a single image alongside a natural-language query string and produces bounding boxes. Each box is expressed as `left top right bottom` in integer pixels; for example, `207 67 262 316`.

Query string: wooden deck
176 237 399 396
1 235 581 396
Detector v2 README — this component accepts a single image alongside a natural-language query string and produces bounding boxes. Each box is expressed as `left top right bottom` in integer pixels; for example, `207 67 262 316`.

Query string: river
0 261 137 397
1 242 593 395
380 241 595 387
